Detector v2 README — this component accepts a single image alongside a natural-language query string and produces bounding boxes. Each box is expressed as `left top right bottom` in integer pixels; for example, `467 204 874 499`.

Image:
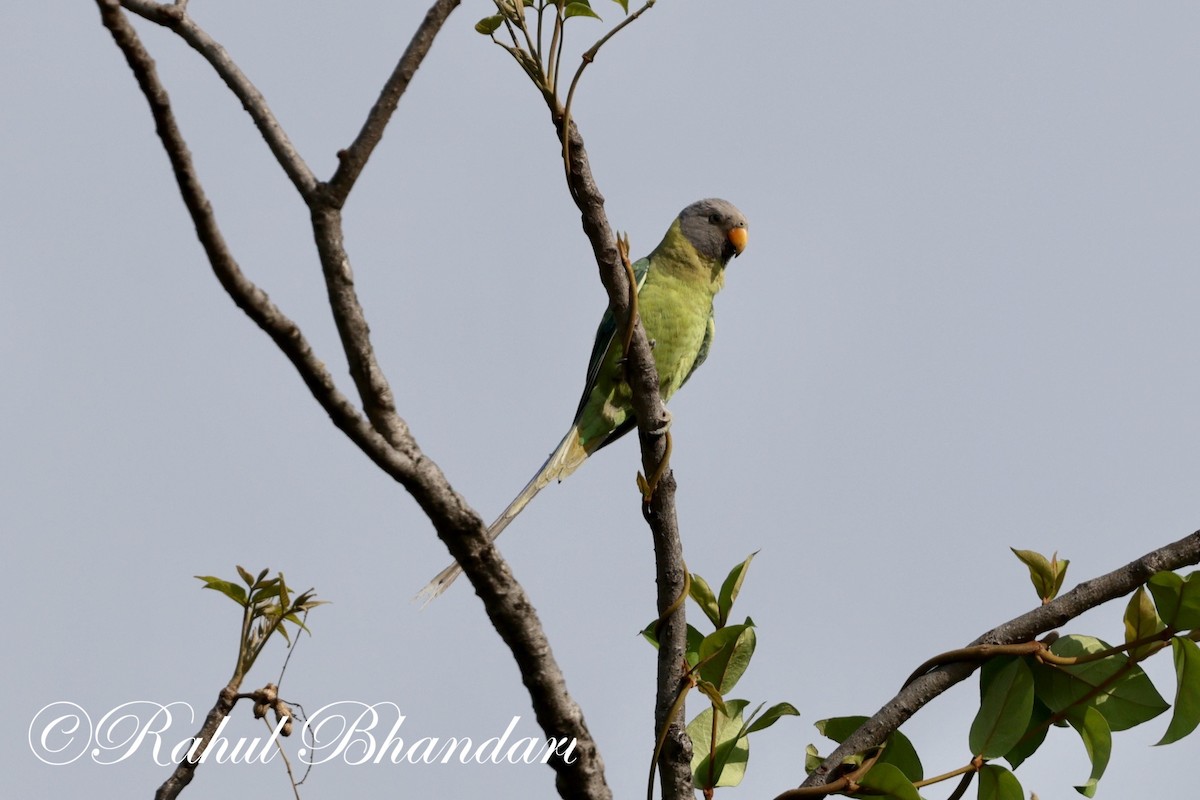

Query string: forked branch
95 2 612 798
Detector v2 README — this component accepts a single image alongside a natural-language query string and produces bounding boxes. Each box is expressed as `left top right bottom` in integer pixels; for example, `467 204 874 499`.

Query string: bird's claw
648 409 672 437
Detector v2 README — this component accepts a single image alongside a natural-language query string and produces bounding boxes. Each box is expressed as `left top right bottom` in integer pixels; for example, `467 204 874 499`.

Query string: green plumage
420 198 747 602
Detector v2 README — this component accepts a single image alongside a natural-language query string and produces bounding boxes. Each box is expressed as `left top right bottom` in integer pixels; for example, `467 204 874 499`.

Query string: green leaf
696 680 727 715
638 620 658 648
195 576 248 606
611 0 630 13
689 573 721 627
475 14 504 34
856 761 920 800
293 592 325 613
697 623 756 695
877 727 924 782
563 2 601 20
977 764 1024 800
282 612 311 633
688 699 751 789
639 621 706 667
745 702 800 734
804 743 823 773
685 624 705 668
1032 634 1168 731
813 716 922 781
970 656 1035 758
1067 705 1111 797
1011 548 1068 602
1003 697 1051 770
1156 636 1200 745
1124 585 1166 660
1051 554 1070 598
717 551 758 626
815 715 864 744
250 582 282 607
1147 571 1200 631
236 565 255 586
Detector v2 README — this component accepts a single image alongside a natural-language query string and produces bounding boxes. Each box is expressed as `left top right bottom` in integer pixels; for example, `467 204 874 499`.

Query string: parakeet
420 198 748 600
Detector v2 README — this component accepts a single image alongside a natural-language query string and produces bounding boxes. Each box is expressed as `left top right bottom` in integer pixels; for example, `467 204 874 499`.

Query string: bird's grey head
678 198 749 265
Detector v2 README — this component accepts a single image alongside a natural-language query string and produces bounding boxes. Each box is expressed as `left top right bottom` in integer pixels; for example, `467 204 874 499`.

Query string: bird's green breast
639 268 715 401
573 244 723 449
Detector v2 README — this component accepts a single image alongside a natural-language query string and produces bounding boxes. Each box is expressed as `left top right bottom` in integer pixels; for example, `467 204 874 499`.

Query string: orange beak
727 226 748 256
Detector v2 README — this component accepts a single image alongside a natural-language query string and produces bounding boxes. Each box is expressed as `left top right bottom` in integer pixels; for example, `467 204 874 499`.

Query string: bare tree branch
308 205 412 446
95 3 612 798
113 0 453 449
326 0 462 205
119 0 318 199
793 529 1200 794
152 687 237 800
94 0 428 494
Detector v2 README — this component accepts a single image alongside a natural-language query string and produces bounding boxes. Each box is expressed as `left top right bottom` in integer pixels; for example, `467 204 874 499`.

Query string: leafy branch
788 538 1200 800
154 567 323 800
196 567 324 683
475 0 654 172
642 553 799 799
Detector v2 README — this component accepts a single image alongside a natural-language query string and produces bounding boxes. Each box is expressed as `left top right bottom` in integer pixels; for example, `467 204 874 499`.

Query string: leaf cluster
1011 548 1070 605
195 566 325 682
806 718 924 800
643 553 799 793
473 0 650 138
477 0 630 38
807 554 1200 800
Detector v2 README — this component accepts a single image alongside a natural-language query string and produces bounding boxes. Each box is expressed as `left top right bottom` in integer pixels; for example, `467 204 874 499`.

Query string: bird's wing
679 312 715 389
572 255 651 420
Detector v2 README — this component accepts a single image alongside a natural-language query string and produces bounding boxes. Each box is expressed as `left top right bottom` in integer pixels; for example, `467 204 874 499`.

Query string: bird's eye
708 213 722 224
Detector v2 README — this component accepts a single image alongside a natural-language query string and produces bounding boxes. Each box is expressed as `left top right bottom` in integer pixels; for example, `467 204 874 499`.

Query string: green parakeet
421 198 748 600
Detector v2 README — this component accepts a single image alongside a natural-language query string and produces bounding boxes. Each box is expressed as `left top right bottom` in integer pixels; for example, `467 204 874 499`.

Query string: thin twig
546 4 563 89
276 610 308 686
535 0 545 64
508 0 540 69
564 0 657 129
119 0 318 199
560 1 656 176
327 0 462 204
261 715 303 800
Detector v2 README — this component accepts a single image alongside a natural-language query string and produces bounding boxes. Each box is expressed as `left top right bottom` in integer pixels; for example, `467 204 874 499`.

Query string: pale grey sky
5 3 1199 798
